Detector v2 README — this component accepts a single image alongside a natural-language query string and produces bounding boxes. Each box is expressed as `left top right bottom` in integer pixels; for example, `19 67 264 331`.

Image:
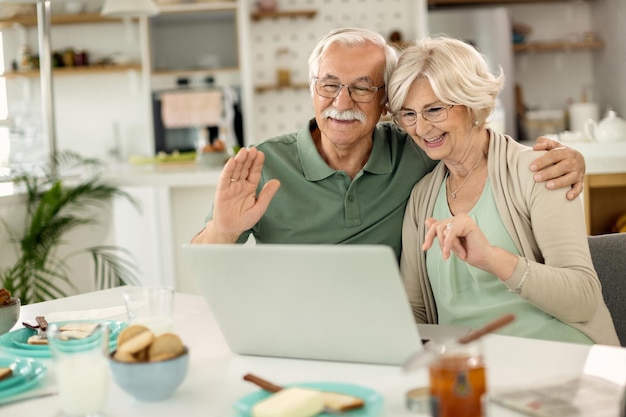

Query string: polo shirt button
348 195 355 202
335 174 342 180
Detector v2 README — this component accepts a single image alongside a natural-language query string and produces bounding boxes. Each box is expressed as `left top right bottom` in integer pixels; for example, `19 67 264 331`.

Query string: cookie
116 325 151 349
134 346 150 362
0 289 11 305
117 329 155 355
27 335 48 345
113 350 139 363
59 330 92 340
59 322 98 334
0 368 12 382
147 333 185 362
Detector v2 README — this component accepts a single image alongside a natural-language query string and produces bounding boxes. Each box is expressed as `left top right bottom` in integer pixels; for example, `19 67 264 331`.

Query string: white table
0 287 592 416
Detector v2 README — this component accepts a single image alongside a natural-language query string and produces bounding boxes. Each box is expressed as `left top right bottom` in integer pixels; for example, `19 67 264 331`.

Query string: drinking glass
123 286 175 335
48 323 110 417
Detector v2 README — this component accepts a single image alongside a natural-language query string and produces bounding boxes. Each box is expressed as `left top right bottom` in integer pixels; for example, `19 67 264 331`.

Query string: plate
0 320 126 358
0 357 47 402
233 382 383 417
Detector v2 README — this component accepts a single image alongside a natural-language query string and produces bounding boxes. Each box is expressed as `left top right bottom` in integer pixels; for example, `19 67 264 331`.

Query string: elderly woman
387 35 618 345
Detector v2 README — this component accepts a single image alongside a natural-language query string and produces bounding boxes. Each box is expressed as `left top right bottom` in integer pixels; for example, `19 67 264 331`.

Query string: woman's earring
474 120 479 126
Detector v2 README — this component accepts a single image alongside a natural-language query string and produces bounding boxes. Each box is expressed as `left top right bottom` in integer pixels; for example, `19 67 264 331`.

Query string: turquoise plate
233 382 383 417
0 357 47 403
0 320 126 358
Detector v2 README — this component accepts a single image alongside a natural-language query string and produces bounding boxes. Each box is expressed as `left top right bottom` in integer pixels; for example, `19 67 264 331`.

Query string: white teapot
584 110 626 142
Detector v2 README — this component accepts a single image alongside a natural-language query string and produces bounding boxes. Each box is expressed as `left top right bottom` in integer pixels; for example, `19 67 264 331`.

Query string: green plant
0 151 141 304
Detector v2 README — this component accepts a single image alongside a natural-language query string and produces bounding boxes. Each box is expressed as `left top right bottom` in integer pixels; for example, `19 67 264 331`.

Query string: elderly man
191 28 584 259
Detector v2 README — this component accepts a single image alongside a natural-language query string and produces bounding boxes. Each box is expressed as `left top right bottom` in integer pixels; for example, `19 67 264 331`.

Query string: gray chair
588 233 626 346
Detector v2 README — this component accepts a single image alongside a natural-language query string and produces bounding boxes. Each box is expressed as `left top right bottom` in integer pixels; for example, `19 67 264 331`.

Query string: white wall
592 0 626 118
249 0 424 142
508 2 596 111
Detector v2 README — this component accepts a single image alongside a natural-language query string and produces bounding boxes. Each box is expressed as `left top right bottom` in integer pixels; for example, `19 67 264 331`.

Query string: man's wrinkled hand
530 136 585 200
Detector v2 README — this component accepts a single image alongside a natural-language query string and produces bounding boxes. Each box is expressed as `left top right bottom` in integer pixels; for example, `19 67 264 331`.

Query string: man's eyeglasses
392 104 454 127
312 77 385 103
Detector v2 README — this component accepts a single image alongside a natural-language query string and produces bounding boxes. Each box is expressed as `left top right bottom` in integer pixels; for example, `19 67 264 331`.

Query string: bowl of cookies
109 324 188 402
0 289 20 335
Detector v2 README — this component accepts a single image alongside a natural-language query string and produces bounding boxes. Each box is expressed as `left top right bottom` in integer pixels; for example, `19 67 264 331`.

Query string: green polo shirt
213 119 434 258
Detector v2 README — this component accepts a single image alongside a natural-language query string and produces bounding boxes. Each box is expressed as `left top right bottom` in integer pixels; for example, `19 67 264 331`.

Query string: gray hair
308 28 399 101
387 35 504 126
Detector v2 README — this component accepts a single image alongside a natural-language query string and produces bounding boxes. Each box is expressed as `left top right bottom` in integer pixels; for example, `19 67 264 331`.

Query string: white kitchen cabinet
108 166 222 293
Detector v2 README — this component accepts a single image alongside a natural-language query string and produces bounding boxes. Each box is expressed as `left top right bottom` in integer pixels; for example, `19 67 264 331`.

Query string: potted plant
0 151 141 305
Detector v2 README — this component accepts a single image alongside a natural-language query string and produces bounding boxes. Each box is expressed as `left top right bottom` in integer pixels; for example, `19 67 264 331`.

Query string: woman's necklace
447 157 484 199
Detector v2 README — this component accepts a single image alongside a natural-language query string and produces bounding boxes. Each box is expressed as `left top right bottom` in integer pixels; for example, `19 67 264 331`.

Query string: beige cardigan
400 130 619 346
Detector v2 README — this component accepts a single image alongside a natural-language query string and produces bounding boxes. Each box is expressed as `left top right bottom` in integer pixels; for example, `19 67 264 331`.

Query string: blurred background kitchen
0 0 624 295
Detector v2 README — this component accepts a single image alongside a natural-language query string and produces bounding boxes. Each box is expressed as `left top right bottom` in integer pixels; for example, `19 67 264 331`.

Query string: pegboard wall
249 0 419 142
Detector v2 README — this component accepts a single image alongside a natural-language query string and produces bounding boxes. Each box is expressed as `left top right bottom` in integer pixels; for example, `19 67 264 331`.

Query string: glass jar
275 48 292 87
17 45 33 71
62 48 75 68
427 340 487 417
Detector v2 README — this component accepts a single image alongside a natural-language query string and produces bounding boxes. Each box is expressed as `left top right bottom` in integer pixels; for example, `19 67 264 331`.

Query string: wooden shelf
513 40 605 53
157 1 237 14
255 82 310 93
2 64 141 79
251 9 317 22
0 13 125 28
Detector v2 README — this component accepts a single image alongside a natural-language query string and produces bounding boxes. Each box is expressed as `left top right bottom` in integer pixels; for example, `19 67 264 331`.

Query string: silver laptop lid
181 244 423 365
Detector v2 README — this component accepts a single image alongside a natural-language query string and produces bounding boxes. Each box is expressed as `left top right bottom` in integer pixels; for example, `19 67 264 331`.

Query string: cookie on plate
0 367 12 382
59 322 98 334
27 335 48 345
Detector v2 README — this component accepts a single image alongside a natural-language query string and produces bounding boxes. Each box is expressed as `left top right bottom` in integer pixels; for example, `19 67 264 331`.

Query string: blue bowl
109 347 188 402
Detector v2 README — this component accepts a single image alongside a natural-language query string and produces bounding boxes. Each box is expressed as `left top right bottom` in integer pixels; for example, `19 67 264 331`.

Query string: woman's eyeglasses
392 104 454 127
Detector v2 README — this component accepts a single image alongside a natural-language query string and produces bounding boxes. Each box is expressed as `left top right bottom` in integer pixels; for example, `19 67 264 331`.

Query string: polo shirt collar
298 119 393 181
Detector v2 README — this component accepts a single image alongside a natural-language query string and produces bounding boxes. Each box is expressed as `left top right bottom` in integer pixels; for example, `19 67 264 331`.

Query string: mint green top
209 120 436 259
428 177 593 344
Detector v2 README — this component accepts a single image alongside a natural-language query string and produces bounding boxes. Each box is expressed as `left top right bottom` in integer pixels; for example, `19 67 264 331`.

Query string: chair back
588 233 626 346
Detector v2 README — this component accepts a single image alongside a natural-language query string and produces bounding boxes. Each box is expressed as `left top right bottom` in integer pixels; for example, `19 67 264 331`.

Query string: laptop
181 243 424 366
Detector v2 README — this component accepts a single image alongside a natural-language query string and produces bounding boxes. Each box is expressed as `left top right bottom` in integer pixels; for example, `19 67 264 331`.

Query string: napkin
45 305 127 323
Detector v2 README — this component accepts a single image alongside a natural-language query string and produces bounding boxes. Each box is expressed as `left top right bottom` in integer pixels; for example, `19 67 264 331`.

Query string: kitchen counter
104 162 224 187
566 141 626 175
520 139 626 175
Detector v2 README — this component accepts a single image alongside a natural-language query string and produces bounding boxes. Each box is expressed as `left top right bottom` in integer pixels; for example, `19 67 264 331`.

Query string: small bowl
0 297 20 335
109 348 189 402
196 151 228 168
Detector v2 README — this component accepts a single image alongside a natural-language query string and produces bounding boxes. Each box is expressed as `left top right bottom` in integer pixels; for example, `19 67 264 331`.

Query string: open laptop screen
181 244 423 365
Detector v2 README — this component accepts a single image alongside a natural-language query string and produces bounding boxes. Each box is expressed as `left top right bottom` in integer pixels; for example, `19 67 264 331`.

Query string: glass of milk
48 323 110 417
123 286 175 335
